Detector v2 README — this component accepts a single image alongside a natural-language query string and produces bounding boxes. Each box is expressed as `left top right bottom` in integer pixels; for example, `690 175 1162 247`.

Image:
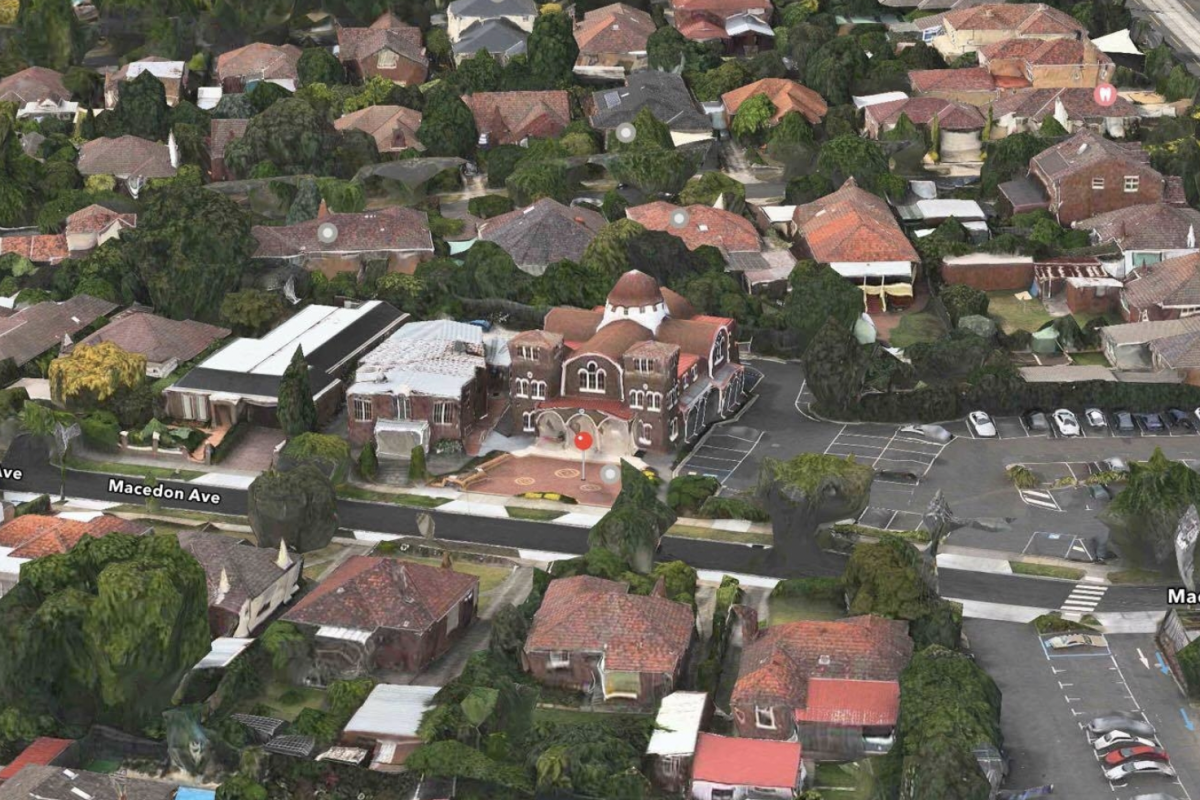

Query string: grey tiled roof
452 18 528 57
0 766 175 800
177 529 294 614
449 0 536 18
0 295 117 367
1076 204 1200 252
1123 253 1200 309
590 71 712 133
479 198 606 268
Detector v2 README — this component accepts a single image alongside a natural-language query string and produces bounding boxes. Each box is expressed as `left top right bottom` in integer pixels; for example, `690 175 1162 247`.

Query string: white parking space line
1020 489 1062 512
822 425 848 456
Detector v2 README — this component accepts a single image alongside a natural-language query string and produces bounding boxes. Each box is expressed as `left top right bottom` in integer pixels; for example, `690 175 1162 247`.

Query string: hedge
698 496 770 522
212 422 250 464
0 386 28 418
80 411 120 452
697 575 742 693
15 495 51 517
771 576 844 604
1177 637 1200 697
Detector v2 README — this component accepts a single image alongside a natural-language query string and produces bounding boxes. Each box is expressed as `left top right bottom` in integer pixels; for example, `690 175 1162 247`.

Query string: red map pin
1093 83 1117 108
573 431 593 451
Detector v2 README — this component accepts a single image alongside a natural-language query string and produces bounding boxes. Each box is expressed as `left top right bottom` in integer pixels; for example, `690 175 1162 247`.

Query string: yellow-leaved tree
0 0 17 25
49 342 146 409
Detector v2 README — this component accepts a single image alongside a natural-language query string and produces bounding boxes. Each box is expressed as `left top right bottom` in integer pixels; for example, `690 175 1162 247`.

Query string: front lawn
665 523 772 546
768 593 845 625
237 681 326 722
814 761 878 800
65 454 206 481
1070 351 1110 366
888 311 947 348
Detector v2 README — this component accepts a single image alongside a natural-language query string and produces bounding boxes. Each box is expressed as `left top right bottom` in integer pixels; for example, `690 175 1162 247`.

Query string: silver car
1104 760 1176 781
1088 715 1156 737
968 411 997 438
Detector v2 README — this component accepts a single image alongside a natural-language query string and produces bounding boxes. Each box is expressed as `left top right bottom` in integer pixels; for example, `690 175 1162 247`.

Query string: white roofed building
646 692 710 794
342 684 441 771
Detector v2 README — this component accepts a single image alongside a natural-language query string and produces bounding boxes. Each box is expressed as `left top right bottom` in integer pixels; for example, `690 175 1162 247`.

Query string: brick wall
1065 281 1118 315
1038 160 1164 225
942 260 1035 291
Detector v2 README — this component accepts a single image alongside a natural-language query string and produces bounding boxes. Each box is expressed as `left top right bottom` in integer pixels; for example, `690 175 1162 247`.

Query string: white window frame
376 49 399 69
514 378 529 398
519 345 540 361
755 706 776 730
579 361 606 393
531 380 547 400
628 389 644 409
395 395 410 420
547 651 570 669
433 402 453 425
638 422 653 445
1124 175 1140 193
648 392 662 412
352 397 373 422
669 416 679 441
1091 177 1104 190
523 411 535 432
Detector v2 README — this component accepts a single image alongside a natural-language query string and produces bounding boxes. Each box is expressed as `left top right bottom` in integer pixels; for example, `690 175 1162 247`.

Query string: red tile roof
544 307 605 343
626 202 761 253
337 25 427 66
671 0 771 13
571 318 651 360
1031 129 1153 181
77 135 176 179
462 91 571 145
676 17 727 41
216 43 302 82
284 556 479 634
0 514 149 559
79 310 230 365
908 67 997 93
334 105 423 153
721 78 828 125
793 678 901 726
0 738 74 781
991 87 1137 121
980 36 1111 68
0 234 69 264
252 206 433 258
608 269 664 306
691 734 802 789
64 204 137 237
0 67 70 105
940 2 1085 35
537 396 634 420
1123 252 1200 310
575 3 656 55
525 575 694 673
864 96 985 131
793 179 919 264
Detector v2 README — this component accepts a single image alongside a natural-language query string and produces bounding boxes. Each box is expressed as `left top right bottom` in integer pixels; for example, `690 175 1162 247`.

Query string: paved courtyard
211 426 285 471
470 454 622 506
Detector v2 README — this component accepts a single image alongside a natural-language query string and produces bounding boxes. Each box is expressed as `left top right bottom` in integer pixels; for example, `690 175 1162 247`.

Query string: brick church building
507 270 745 455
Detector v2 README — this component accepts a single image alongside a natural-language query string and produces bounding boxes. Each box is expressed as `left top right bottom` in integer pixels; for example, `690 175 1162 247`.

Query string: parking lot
678 425 764 486
823 423 950 477
970 620 1200 799
953 410 1200 441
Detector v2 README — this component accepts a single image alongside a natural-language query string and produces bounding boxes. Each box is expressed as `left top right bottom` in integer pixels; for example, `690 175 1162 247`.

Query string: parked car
1168 408 1194 430
1089 715 1157 737
1086 408 1107 429
1046 633 1107 649
1114 410 1135 433
1093 731 1160 752
1137 412 1166 431
1089 484 1112 502
1101 457 1130 474
899 424 953 443
1025 410 1050 432
1053 409 1081 437
1104 760 1176 781
968 411 997 438
1103 746 1169 767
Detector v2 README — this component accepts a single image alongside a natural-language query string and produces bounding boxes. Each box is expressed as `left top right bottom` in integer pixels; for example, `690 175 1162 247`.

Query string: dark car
1103 745 1169 767
1025 410 1049 432
1113 410 1135 433
1168 408 1194 430
1137 412 1166 431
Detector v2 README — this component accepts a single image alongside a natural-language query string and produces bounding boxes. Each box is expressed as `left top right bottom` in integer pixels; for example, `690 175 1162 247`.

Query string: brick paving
216 426 286 472
468 454 622 506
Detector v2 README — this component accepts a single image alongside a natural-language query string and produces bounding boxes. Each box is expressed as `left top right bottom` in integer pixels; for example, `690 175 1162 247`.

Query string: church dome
607 270 663 308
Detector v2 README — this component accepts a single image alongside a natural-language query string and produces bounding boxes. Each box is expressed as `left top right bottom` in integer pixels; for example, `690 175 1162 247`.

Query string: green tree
426 27 451 69
220 289 283 336
980 131 1053 195
125 184 254 321
678 171 746 210
531 259 612 308
646 26 721 73
107 70 170 141
451 49 502 93
297 46 345 87
1039 114 1068 137
783 260 864 351
731 94 777 143
224 97 341 178
816 134 890 192
688 60 752 102
768 110 815 146
358 440 378 479
468 194 514 219
16 0 83 71
526 9 578 88
0 108 40 226
587 461 676 573
247 464 339 552
802 315 868 412
940 284 988 326
285 177 322 224
278 346 318 438
1102 448 1200 572
506 160 570 205
417 87 478 159
666 474 720 516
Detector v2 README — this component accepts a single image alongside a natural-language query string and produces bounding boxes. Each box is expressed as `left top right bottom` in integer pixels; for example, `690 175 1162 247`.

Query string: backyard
887 311 946 348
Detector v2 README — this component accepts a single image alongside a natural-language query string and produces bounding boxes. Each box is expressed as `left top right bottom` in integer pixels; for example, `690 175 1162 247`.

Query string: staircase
374 459 412 486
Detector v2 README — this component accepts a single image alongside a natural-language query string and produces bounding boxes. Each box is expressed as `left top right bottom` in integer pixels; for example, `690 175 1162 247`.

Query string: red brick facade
941 257 1035 291
346 373 488 448
1065 279 1119 315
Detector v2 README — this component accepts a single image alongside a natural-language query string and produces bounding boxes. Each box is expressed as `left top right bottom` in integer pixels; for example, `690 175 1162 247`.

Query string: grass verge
1108 567 1168 585
506 507 566 522
666 523 772 546
336 484 451 508
65 454 205 481
1010 561 1086 580
888 311 947 348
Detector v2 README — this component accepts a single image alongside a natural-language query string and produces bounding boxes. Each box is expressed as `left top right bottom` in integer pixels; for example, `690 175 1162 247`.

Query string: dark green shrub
15 494 51 516
666 474 720 516
698 496 770 522
358 441 378 480
80 410 120 451
0 386 29 418
467 194 515 219
409 445 427 482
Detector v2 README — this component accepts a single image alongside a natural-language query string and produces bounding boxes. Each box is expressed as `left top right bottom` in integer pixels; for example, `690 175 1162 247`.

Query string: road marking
1060 583 1108 615
1138 648 1150 669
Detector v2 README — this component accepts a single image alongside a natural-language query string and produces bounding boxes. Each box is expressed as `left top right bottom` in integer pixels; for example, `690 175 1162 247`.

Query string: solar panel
231 714 287 740
603 91 621 109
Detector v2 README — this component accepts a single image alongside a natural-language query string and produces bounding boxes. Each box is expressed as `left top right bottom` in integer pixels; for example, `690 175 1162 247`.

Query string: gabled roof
0 514 148 560
479 197 605 268
524 575 695 673
626 201 761 253
691 734 802 789
979 36 1111 68
991 87 1137 121
590 71 711 133
908 67 996 93
284 556 478 635
452 18 529 58
792 678 901 726
78 309 230 364
939 2 1085 35
671 0 772 12
178 529 294 614
1075 204 1200 252
0 233 69 264
64 204 137 237
1031 129 1155 182
0 295 118 367
77 135 176 179
864 95 985 131
252 206 433 258
448 0 537 18
0 67 70 105
462 91 571 145
732 615 912 710
573 318 652 360
108 56 186 85
575 3 656 55
334 105 423 153
793 178 919 264
337 25 427 65
216 43 301 82
0 766 175 800
721 78 828 125
1150 327 1200 369
1123 252 1200 310
0 738 75 782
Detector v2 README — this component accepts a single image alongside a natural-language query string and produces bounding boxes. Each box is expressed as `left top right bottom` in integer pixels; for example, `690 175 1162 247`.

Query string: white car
899 424 954 443
1104 760 1176 781
968 411 997 438
1053 409 1081 437
1046 633 1107 649
1093 731 1160 752
1086 408 1107 429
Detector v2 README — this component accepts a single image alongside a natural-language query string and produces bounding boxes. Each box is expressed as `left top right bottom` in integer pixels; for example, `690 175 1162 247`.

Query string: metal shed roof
647 691 707 757
343 684 441 740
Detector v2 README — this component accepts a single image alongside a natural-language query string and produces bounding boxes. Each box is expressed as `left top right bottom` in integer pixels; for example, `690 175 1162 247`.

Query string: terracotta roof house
0 766 174 800
451 18 529 65
978 36 1114 90
462 90 571 146
1002 129 1182 225
76 134 179 197
0 739 77 782
334 105 423 154
337 14 429 87
0 513 149 597
64 204 136 254
907 66 998 104
918 3 1088 59
478 197 606 275
0 67 75 120
1076 204 1200 275
0 234 69 265
251 206 434 279
1119 252 1200 322
590 71 713 146
721 78 828 127
669 0 774 55
522 575 696 706
283 555 479 681
862 96 985 160
345 320 491 455
76 308 230 378
163 301 408 430
509 270 745 454
104 56 186 110
574 3 657 77
792 178 920 304
991 86 1138 139
626 201 762 254
690 734 805 800
215 42 302 92
731 614 913 759
206 118 249 182
0 295 117 368
178 529 302 638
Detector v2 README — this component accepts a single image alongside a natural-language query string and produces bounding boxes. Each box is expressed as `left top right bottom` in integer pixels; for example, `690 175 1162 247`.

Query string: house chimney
317 199 330 219
168 129 179 169
0 501 13 523
276 538 291 570
440 551 453 569
1189 224 1196 250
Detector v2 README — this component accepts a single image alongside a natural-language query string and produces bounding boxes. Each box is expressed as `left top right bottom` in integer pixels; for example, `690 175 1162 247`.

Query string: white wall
830 261 913 279
691 780 794 800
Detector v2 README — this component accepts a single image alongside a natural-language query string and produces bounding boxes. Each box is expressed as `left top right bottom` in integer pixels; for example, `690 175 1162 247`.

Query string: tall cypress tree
278 346 318 437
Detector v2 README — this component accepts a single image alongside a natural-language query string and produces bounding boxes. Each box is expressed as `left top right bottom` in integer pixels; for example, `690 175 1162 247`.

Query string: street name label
0 467 23 481
108 478 221 506
1168 587 1199 604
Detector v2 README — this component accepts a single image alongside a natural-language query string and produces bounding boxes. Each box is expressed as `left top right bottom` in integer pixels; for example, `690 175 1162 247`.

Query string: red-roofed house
522 575 696 706
670 0 774 54
334 105 423 154
626 202 762 254
907 67 998 104
978 36 1114 89
0 513 151 597
919 3 1088 59
574 3 656 76
215 43 302 92
508 269 745 454
862 96 985 160
283 556 479 681
64 204 136 254
730 614 913 760
462 91 571 146
689 733 804 800
0 738 77 782
991 87 1138 138
792 178 920 306
721 78 827 127
337 12 429 86
0 233 69 265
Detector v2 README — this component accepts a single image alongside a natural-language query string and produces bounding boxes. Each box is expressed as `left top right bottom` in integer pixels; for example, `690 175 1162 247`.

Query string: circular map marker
573 431 593 451
669 208 690 228
615 123 637 143
1093 82 1117 108
317 222 339 244
599 463 621 485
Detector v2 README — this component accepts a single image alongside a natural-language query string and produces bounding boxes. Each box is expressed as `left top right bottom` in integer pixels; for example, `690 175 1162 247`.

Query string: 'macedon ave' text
108 478 221 506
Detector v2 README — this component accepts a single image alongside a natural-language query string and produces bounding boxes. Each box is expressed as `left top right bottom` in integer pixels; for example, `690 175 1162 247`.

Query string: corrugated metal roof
317 625 373 643
647 691 707 757
194 637 254 670
344 684 441 739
